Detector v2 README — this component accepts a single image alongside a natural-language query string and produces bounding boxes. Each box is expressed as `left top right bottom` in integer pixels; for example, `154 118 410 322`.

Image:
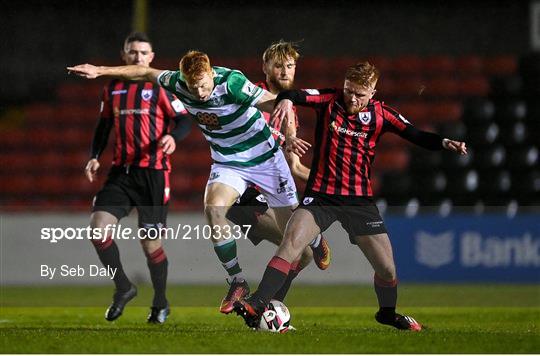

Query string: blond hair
345 62 380 88
179 50 212 83
262 40 300 64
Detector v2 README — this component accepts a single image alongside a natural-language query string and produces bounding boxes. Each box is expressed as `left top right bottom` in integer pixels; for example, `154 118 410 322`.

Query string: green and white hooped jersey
157 66 278 167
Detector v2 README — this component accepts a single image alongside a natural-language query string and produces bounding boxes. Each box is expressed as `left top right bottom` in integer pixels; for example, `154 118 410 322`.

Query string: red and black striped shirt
255 81 298 147
92 80 190 171
277 88 443 197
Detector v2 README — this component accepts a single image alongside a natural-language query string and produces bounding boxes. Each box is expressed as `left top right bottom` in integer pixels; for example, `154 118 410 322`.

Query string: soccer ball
258 299 291 333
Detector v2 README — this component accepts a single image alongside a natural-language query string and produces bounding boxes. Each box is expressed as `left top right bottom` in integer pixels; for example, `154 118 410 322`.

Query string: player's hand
67 64 99 79
286 135 311 157
85 159 100 182
159 135 176 155
270 99 293 127
443 138 467 155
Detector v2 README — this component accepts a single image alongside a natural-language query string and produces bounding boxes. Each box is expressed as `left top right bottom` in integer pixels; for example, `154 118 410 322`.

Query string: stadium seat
474 145 506 169
392 55 423 74
423 55 456 75
484 55 518 76
494 100 527 122
372 149 409 172
458 76 490 97
455 55 484 75
466 122 499 146
490 75 523 98
506 145 538 170
428 101 462 123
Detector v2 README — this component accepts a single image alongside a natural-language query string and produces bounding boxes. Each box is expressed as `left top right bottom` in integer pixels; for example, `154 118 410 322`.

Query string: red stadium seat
395 101 431 123
373 148 410 172
424 77 460 97
423 56 456 75
428 101 463 122
392 55 423 74
458 76 490 97
393 75 427 97
484 55 518 76
456 55 484 74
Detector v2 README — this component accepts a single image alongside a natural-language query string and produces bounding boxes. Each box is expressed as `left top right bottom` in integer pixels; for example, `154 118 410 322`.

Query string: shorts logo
366 220 383 227
277 179 294 194
303 197 314 205
141 89 153 101
209 172 220 180
358 112 371 125
255 194 267 203
196 112 221 130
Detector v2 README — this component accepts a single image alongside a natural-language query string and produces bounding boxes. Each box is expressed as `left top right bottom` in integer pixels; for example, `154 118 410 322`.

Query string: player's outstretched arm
254 90 277 113
67 64 164 84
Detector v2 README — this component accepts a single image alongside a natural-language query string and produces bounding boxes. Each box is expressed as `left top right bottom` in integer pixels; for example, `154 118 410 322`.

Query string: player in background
83 32 191 324
234 61 467 331
223 41 331 314
68 50 302 314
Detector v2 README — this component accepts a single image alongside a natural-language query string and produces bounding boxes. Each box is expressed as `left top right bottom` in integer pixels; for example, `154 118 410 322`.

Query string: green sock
213 239 242 276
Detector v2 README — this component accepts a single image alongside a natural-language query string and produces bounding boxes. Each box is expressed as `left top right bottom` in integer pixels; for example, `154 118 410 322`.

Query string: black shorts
226 187 269 245
298 191 387 243
93 165 169 228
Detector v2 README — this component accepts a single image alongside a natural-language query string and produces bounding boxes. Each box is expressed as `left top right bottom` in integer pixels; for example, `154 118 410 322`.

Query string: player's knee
204 205 227 223
140 238 162 255
376 266 397 282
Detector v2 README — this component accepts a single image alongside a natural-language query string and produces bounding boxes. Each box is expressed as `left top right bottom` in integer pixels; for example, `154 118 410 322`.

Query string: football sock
145 247 168 308
273 260 301 302
91 237 131 292
252 256 291 305
213 239 243 277
309 234 322 248
374 273 398 310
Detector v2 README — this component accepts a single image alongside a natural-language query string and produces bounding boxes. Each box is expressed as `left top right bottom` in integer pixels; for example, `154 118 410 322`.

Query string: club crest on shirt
357 112 371 125
303 197 314 205
141 89 153 101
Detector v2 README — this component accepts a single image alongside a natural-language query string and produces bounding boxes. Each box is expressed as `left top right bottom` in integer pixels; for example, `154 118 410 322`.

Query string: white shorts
207 149 298 208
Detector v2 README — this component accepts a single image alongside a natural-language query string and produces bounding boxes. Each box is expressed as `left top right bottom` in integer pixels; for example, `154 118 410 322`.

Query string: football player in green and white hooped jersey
68 51 306 312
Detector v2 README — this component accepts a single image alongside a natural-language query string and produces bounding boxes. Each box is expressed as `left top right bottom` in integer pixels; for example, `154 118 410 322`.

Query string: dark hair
123 32 152 49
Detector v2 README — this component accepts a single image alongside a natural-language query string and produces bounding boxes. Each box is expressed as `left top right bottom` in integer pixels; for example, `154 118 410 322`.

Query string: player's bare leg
354 233 422 331
234 208 321 325
140 237 169 323
90 211 137 321
205 182 249 313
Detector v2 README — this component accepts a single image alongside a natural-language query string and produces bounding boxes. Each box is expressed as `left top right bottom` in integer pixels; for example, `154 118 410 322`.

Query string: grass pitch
1 284 539 353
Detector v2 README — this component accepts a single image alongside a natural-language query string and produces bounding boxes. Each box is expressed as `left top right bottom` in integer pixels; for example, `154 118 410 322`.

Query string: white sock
309 234 322 248
227 272 245 284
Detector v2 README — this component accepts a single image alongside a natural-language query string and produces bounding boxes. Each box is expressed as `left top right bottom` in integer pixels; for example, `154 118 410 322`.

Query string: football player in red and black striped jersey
235 61 466 331
222 41 331 314
85 32 191 324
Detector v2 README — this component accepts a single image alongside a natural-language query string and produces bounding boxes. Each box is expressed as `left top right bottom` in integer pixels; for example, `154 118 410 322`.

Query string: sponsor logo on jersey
141 89 153 101
196 112 221 130
112 89 128 95
119 108 150 115
242 81 258 96
358 112 371 125
415 231 454 268
208 95 225 106
209 172 220 180
303 197 314 205
329 121 368 138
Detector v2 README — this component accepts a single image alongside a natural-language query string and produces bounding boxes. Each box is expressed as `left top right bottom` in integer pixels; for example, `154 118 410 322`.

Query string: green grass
1 284 539 353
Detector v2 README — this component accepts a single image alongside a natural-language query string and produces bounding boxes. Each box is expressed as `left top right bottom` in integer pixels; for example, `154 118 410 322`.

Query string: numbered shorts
226 186 269 245
207 149 298 208
92 165 170 229
298 191 387 243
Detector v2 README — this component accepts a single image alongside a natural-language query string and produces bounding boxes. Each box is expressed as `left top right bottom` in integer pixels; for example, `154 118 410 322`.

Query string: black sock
92 239 131 292
146 247 168 308
252 256 291 305
273 261 301 302
374 273 397 312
